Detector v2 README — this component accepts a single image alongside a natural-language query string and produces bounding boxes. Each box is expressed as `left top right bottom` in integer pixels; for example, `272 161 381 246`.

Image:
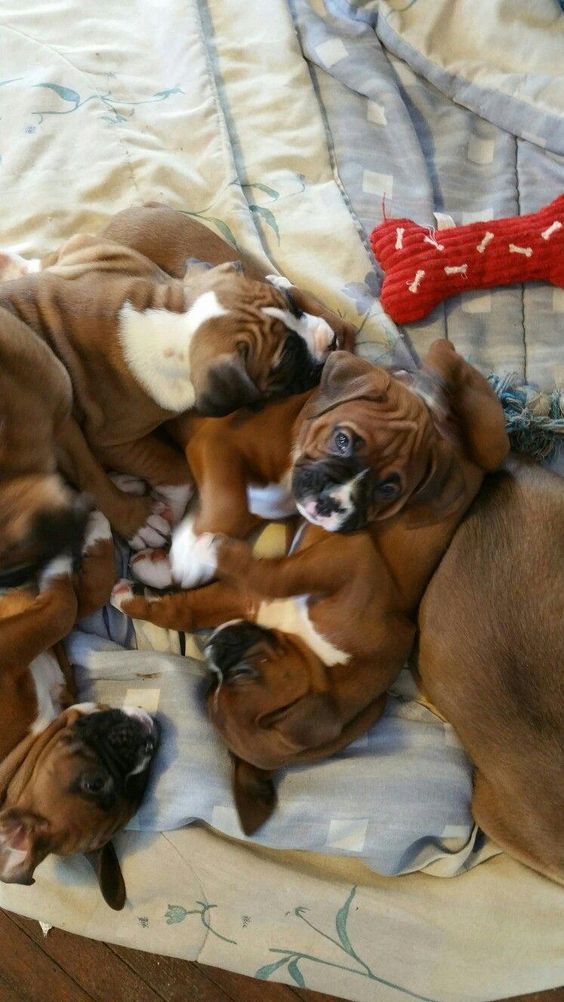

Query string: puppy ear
86 841 126 911
263 693 342 752
423 340 509 471
232 757 276 836
407 439 466 527
193 352 260 416
306 351 390 418
0 810 52 886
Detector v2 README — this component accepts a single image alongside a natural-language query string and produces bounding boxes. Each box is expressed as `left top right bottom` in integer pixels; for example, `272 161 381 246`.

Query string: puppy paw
151 482 193 526
265 273 292 291
82 510 113 554
128 501 172 551
110 578 135 613
170 519 218 588
130 548 173 589
109 472 148 497
0 250 41 280
39 554 73 590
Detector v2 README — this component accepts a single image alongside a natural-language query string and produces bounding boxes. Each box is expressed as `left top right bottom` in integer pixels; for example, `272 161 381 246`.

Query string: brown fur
119 341 508 831
418 458 564 884
0 204 356 560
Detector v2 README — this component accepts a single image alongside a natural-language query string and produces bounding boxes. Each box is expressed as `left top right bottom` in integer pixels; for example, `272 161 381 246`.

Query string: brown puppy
0 205 355 553
0 511 159 907
112 341 508 832
0 307 88 580
417 458 564 884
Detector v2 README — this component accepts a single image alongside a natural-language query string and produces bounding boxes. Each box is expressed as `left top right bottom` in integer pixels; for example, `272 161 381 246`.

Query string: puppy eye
80 772 110 795
333 429 352 456
377 474 401 498
228 663 258 683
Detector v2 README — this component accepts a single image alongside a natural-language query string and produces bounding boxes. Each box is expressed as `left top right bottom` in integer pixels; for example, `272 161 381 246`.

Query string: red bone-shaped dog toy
370 195 564 324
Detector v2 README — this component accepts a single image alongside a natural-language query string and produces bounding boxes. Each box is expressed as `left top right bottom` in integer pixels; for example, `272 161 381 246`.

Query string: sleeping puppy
0 306 88 583
112 341 508 832
0 511 158 908
417 458 564 885
0 204 355 549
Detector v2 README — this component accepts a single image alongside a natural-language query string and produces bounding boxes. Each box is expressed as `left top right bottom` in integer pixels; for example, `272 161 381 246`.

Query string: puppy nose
121 705 156 734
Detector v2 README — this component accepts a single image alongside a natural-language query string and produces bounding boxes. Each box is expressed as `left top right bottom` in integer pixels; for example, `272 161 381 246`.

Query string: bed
1 1 563 999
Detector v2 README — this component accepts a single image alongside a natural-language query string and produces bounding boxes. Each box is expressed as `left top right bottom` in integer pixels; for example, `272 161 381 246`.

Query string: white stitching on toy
509 244 532 257
407 269 425 293
444 264 468 277
423 229 444 251
395 227 404 249
541 221 561 240
476 232 494 253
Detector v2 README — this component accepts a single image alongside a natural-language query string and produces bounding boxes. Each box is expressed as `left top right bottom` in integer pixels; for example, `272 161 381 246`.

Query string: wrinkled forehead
199 270 288 312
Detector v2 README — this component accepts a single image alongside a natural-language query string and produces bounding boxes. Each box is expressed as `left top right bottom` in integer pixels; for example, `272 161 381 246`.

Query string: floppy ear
407 438 466 527
423 340 509 471
193 352 260 416
232 757 277 836
263 692 342 752
305 351 390 419
86 841 126 910
0 809 53 886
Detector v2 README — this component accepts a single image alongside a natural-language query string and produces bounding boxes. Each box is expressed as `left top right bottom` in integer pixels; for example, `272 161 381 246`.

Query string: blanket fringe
488 373 564 462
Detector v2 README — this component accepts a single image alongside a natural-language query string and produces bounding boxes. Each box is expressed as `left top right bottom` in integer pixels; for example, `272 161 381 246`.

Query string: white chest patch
246 469 296 520
118 291 228 412
30 652 66 735
257 596 350 667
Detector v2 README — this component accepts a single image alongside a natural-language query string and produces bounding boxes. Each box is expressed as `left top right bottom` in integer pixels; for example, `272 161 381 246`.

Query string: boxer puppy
417 458 564 885
0 512 159 908
112 341 508 832
0 307 88 582
0 205 355 549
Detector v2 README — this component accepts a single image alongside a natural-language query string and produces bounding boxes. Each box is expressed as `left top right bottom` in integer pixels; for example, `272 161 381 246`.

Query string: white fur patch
169 518 218 588
118 291 228 411
153 483 193 524
129 508 171 551
82 510 112 552
29 652 66 735
262 307 335 361
247 469 295 520
110 579 135 612
257 596 350 667
265 274 292 291
39 555 73 590
68 702 102 715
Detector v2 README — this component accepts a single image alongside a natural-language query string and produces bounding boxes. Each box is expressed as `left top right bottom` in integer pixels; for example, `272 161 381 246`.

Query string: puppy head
205 621 342 773
188 266 345 415
291 342 509 532
0 705 159 908
0 475 88 588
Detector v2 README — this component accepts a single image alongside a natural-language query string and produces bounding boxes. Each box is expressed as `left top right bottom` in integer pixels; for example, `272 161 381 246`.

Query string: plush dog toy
370 195 564 323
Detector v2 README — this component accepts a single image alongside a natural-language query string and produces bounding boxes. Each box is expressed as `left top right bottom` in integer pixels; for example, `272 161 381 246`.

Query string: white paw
0 250 41 280
170 519 218 588
128 502 172 551
110 578 135 612
265 273 292 291
82 510 113 553
39 554 73 590
109 472 148 497
130 548 173 589
152 483 193 525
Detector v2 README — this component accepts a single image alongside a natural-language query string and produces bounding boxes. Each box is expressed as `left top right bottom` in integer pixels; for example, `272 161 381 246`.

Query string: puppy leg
56 417 152 540
110 578 252 632
211 535 346 599
0 558 77 673
74 511 117 619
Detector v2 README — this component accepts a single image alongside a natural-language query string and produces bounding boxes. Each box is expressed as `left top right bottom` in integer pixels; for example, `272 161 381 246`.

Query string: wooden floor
0 910 561 1002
